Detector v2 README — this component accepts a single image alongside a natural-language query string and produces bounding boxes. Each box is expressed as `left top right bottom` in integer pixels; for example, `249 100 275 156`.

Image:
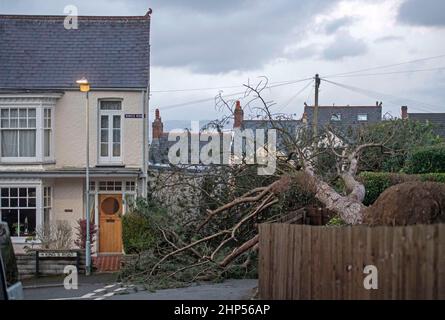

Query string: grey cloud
374 35 405 43
150 0 339 73
322 32 368 60
398 0 445 27
324 17 355 34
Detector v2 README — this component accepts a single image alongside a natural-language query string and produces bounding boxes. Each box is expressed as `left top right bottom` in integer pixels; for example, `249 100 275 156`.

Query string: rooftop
0 12 151 90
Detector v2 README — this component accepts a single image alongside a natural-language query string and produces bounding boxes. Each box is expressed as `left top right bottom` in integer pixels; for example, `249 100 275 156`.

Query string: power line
321 78 439 113
324 53 445 78
158 77 314 110
152 77 313 94
276 80 313 114
325 66 445 79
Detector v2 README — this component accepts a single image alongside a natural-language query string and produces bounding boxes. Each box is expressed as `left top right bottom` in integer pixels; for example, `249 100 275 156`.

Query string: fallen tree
121 79 445 288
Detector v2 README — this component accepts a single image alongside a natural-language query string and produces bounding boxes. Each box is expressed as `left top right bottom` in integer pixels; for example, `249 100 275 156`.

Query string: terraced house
0 12 151 254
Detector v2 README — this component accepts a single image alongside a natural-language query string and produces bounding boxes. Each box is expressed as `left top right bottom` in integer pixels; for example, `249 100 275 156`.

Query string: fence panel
258 223 444 300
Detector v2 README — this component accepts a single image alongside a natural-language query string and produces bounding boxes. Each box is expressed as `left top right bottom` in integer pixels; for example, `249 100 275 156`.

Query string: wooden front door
99 194 123 253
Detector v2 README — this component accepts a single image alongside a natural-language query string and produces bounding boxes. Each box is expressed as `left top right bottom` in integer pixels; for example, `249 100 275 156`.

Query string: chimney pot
401 106 408 120
233 100 244 128
152 109 163 139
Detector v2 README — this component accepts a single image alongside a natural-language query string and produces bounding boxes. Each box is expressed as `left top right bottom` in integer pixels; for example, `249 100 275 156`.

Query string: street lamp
76 77 91 276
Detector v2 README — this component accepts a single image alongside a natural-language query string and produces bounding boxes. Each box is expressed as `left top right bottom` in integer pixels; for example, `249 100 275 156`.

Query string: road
22 274 258 300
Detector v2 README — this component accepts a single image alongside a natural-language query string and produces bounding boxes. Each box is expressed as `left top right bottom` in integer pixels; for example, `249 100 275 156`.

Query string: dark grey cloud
398 0 445 27
150 0 339 73
322 31 368 60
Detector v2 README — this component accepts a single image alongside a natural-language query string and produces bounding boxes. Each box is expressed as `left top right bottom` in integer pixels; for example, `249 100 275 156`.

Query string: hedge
359 172 445 205
404 144 445 174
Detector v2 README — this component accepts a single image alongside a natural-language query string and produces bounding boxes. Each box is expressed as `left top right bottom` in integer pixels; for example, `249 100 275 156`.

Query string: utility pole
313 74 321 138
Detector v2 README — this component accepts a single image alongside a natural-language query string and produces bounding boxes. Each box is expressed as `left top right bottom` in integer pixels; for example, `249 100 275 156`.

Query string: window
43 187 52 227
99 181 122 191
99 101 122 163
125 181 136 192
330 113 342 121
0 188 36 237
0 105 54 162
0 108 36 158
44 108 52 157
358 114 368 121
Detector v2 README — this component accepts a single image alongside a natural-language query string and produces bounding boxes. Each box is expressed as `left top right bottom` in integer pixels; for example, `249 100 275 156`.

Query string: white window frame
43 108 54 160
0 180 43 243
357 114 368 122
98 100 123 165
0 96 58 164
330 113 342 121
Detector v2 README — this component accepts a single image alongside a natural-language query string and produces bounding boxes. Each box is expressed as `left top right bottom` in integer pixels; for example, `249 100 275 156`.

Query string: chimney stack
152 108 164 139
401 106 408 120
302 112 308 124
233 100 244 128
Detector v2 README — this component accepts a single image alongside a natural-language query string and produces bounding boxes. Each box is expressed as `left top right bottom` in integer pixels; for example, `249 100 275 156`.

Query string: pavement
22 274 258 300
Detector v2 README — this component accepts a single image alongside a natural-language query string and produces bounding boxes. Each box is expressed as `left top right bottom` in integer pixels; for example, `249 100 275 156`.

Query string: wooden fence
258 223 445 300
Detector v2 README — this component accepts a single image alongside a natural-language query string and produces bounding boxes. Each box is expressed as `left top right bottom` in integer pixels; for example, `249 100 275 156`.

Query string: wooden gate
98 194 123 253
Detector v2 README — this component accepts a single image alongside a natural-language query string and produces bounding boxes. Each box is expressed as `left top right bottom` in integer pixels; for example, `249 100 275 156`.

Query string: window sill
11 237 40 245
96 163 125 168
0 160 56 165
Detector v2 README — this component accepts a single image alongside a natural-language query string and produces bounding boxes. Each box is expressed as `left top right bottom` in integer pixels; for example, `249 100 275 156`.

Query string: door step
93 255 122 273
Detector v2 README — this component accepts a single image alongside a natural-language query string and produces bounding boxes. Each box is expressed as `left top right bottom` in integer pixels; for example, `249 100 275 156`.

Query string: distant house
149 101 385 166
303 103 383 132
0 12 151 254
401 106 445 139
149 109 231 166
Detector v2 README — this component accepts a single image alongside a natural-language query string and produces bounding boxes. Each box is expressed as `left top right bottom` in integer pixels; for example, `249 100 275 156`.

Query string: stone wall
148 166 204 221
16 251 85 278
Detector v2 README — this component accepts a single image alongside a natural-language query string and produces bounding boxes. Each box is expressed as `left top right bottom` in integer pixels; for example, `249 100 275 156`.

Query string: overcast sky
1 0 445 123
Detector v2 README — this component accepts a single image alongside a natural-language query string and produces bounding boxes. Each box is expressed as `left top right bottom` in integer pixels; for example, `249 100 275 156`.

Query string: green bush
122 212 156 254
404 144 445 174
359 172 445 205
122 197 167 254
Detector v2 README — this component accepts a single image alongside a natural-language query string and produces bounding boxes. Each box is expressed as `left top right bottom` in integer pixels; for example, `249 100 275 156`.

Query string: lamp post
76 78 91 276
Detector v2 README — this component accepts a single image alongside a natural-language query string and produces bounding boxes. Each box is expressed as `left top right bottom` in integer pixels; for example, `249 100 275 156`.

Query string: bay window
44 108 52 158
0 102 54 162
0 108 36 158
0 187 37 237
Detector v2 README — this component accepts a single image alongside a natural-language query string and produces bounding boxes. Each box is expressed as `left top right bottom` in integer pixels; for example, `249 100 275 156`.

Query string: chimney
233 100 244 128
152 108 164 139
401 106 408 120
302 112 308 124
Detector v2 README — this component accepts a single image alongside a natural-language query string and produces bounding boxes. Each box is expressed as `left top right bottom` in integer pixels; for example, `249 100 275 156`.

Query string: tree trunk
304 167 365 225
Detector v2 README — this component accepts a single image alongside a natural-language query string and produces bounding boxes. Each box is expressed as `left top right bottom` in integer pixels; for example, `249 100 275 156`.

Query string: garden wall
16 250 86 278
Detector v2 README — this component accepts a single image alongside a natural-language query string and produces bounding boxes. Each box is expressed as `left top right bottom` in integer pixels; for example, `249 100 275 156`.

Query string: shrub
74 219 97 253
122 212 156 254
359 172 445 205
404 144 445 174
122 197 168 254
35 220 73 249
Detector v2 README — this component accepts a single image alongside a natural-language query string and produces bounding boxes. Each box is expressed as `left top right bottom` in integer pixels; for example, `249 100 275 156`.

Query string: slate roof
0 13 150 89
409 113 445 138
149 132 232 166
304 105 382 130
242 119 303 156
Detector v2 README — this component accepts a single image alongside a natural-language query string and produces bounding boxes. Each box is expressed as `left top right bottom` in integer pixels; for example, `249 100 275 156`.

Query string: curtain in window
19 130 36 157
1 130 18 157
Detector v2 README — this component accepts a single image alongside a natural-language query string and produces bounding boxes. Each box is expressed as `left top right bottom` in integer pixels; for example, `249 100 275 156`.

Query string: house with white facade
0 12 151 254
